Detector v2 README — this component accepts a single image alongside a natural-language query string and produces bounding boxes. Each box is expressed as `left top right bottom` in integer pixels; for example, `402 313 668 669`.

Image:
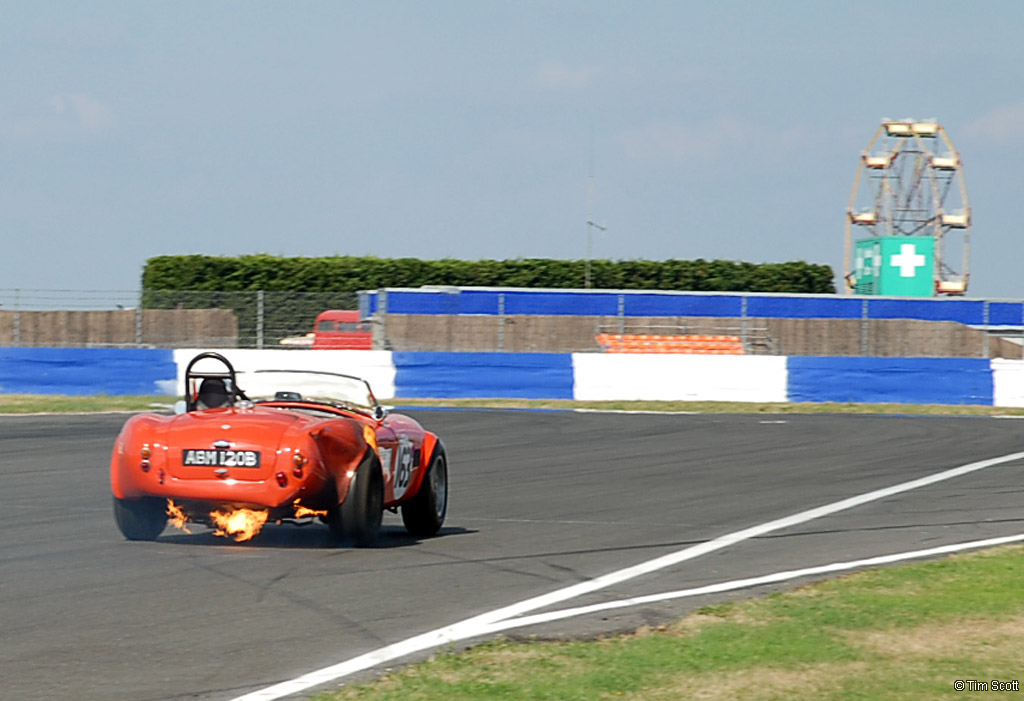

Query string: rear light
140 444 152 471
276 471 288 487
140 460 151 472
292 452 307 478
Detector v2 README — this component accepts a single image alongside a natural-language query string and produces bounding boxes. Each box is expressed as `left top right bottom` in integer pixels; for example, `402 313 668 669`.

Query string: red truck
312 310 373 350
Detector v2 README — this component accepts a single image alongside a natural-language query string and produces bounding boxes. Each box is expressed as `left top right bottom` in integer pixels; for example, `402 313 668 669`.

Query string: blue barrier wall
989 302 1024 326
787 357 994 405
393 352 575 399
745 295 862 319
361 287 1024 326
0 348 177 395
623 293 742 317
866 298 984 323
504 291 619 316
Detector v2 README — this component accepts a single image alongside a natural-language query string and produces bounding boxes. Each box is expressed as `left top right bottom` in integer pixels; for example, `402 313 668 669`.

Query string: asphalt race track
3 409 1024 700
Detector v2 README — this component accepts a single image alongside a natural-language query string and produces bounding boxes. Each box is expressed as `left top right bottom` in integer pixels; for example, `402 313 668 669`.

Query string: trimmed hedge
142 255 835 296
141 255 835 345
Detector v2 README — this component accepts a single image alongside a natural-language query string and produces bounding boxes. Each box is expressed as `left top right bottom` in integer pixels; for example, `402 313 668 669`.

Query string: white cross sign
890 243 926 278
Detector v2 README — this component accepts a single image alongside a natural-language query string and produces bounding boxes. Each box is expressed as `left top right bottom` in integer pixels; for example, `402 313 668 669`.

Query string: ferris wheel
844 119 971 295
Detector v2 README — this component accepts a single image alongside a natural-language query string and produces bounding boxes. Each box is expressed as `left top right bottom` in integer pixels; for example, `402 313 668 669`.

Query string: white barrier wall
173 349 397 398
572 354 788 402
992 359 1024 407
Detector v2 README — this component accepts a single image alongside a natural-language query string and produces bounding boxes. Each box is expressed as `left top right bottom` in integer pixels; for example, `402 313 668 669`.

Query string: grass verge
313 545 1024 700
0 394 173 414
388 397 1024 417
3 395 1024 416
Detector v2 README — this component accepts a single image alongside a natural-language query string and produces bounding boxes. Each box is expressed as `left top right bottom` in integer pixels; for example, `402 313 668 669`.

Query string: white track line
573 408 699 415
231 450 1024 701
476 532 1024 635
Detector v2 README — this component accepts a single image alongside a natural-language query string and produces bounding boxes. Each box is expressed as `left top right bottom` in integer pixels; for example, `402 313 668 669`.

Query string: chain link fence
0 288 1020 357
0 289 355 349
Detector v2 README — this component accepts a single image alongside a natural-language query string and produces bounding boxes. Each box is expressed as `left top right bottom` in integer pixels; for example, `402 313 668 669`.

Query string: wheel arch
407 431 444 501
110 413 165 500
333 444 382 506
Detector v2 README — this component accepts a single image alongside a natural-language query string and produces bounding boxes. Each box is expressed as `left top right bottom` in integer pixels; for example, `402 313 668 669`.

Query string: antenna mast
585 129 606 288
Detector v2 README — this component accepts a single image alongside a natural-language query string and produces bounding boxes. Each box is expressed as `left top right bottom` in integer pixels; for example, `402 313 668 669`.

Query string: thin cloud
618 118 813 165
964 103 1024 144
619 119 738 162
50 93 113 130
536 61 602 90
0 93 113 142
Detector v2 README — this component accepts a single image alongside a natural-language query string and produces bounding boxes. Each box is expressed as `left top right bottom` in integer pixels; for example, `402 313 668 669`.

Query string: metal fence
0 289 356 349
0 288 1020 357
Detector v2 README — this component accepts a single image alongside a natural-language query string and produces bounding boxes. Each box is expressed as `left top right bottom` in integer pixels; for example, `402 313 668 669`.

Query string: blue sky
3 1 1023 298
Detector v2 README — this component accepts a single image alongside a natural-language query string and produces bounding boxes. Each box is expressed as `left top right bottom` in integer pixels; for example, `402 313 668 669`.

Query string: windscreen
238 370 377 411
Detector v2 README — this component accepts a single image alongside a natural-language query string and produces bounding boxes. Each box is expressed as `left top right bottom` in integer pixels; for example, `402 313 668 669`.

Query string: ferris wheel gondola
843 119 970 295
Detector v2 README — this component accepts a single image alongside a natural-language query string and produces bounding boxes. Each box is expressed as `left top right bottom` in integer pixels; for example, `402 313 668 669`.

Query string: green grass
0 394 173 413
388 397 1024 417
313 545 1024 700
3 394 1023 417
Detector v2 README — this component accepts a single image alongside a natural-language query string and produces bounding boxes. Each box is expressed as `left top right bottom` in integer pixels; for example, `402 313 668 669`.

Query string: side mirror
173 399 187 415
373 405 388 421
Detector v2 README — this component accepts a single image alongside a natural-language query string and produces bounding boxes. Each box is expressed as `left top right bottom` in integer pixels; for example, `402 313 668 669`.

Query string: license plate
182 448 261 468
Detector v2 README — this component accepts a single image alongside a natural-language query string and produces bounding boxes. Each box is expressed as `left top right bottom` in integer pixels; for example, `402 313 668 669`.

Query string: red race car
110 352 447 546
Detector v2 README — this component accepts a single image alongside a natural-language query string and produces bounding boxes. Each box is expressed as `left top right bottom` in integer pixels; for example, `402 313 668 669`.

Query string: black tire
113 496 167 541
401 444 448 537
329 453 384 547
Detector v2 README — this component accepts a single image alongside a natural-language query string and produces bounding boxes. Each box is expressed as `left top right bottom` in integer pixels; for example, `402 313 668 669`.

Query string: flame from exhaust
293 499 328 519
210 507 269 542
166 499 192 534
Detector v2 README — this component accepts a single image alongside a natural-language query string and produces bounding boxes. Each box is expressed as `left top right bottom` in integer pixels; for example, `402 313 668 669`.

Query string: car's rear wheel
113 496 167 541
401 444 447 537
329 453 383 547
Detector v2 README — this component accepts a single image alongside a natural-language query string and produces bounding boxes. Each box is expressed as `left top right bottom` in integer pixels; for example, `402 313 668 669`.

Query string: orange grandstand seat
595 333 744 355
